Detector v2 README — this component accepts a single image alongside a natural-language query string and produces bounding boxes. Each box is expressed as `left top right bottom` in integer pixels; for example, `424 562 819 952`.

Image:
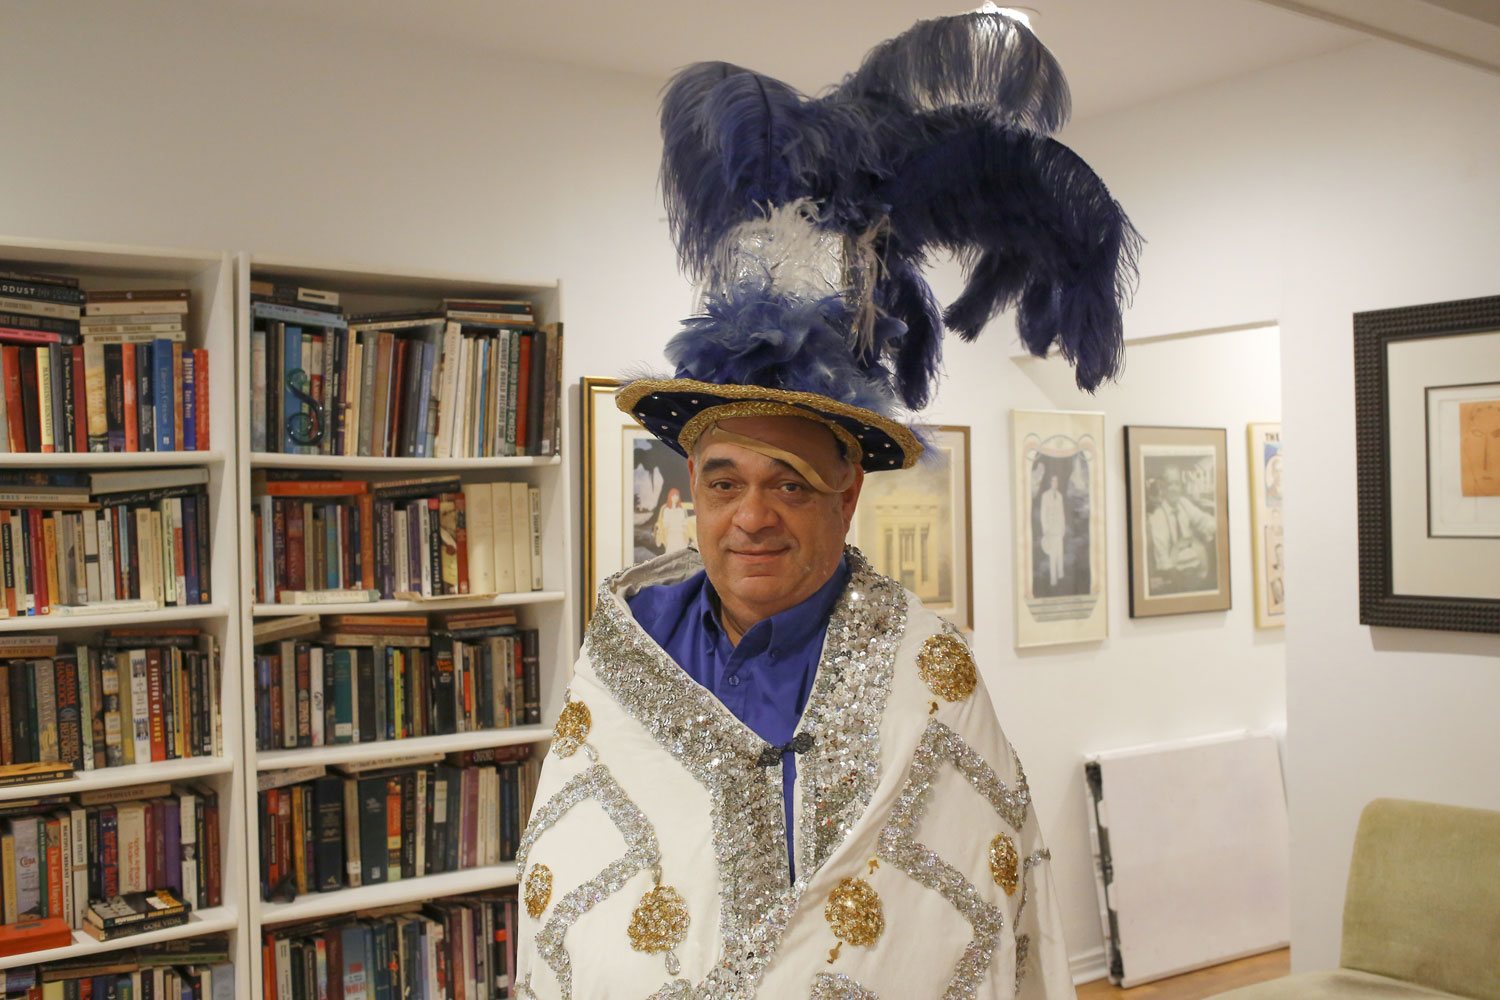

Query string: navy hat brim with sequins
616 379 922 473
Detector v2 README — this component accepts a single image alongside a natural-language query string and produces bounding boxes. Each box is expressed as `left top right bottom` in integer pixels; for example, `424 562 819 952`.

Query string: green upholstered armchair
1209 798 1500 1000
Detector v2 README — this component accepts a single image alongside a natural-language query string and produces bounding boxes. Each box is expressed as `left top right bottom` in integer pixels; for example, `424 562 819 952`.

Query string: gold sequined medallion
524 863 553 918
989 833 1019 895
825 876 884 948
552 698 596 759
628 884 690 975
918 632 976 703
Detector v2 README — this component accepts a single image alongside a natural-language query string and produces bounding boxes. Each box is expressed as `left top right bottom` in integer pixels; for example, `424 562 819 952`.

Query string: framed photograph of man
1247 422 1284 629
1010 410 1107 647
849 425 972 630
1354 294 1500 634
1124 426 1231 617
581 376 696 627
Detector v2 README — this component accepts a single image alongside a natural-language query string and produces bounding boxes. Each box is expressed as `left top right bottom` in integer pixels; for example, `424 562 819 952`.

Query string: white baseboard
1071 946 1110 985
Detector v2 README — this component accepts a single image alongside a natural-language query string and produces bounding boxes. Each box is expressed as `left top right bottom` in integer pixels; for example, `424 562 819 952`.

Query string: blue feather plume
832 11 1071 134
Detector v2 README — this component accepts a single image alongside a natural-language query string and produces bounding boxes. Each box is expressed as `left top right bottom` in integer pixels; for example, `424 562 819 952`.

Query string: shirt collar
696 555 850 650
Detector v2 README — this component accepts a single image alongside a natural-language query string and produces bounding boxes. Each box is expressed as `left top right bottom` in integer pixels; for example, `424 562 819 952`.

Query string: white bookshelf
0 238 249 987
235 253 575 999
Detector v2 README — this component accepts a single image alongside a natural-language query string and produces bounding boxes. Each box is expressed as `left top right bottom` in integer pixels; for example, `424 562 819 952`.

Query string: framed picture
1124 426 1231 617
580 376 695 626
1247 422 1285 629
1354 294 1500 633
849 425 972 630
1010 410 1107 647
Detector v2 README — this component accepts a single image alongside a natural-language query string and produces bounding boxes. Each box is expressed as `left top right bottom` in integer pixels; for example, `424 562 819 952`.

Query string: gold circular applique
918 632 976 703
990 834 1019 895
524 864 553 918
825 876 884 947
627 885 690 957
552 700 592 758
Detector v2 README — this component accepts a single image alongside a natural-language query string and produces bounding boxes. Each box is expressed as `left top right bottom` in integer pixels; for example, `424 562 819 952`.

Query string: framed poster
1247 422 1285 629
1354 294 1500 633
1124 426 1231 617
849 425 972 630
580 376 695 626
1011 410 1107 647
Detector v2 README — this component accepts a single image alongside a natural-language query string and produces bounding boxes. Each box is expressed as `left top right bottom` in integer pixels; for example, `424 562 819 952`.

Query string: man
515 8 1136 998
1038 473 1067 588
1146 465 1216 591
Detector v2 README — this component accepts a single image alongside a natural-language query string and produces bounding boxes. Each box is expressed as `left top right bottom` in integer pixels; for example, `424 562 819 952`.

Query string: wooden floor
1076 949 1291 1000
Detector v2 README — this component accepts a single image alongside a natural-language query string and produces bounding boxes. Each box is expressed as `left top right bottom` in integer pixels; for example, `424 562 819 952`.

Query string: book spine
154 339 174 452
69 345 86 452
194 347 209 450
182 350 196 451
55 655 83 770
134 339 152 453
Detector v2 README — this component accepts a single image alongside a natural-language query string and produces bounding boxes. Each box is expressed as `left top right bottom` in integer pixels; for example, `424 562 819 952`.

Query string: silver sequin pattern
585 546 906 1000
875 720 1032 999
1012 849 1051 993
514 764 665 1000
808 972 882 1000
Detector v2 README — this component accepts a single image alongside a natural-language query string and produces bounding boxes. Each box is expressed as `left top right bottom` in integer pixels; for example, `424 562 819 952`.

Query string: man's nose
731 488 779 533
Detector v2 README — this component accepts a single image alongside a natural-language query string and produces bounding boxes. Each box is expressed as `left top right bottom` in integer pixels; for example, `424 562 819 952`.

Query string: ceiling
232 0 1499 121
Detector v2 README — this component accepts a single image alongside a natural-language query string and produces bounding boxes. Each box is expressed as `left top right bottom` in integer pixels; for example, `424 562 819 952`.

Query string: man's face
1163 467 1183 502
689 416 861 624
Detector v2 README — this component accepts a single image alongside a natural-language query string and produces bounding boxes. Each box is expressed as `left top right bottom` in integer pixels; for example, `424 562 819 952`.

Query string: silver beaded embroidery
875 720 1032 999
808 972 881 1000
514 764 670 1000
585 546 906 1000
1012 849 1051 993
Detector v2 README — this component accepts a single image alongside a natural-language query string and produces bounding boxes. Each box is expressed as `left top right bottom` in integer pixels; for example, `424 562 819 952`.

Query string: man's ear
687 457 697 493
840 466 864 528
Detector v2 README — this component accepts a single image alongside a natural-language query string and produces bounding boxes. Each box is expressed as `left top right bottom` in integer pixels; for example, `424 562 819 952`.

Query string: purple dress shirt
627 557 850 878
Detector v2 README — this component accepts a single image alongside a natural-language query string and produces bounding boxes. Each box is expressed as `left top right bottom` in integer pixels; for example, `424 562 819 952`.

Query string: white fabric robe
516 547 1074 1000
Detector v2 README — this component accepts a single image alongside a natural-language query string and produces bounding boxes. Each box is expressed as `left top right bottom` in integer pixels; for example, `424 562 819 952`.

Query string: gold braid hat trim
615 378 923 470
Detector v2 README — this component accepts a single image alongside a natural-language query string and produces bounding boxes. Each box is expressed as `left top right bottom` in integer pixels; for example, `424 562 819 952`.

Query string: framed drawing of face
1011 410 1107 647
1354 294 1500 633
1247 422 1285 629
848 425 972 630
1124 425 1231 618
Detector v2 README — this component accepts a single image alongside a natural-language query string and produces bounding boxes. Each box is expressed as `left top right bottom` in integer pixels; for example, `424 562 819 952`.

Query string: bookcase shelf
0 906 240 973
235 252 576 998
0 450 225 468
0 236 248 991
255 725 551 771
0 602 230 633
249 452 560 471
250 590 564 617
257 865 518 927
0 754 234 803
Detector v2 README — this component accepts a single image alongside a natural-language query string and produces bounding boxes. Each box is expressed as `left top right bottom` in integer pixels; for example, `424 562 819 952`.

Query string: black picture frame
1353 294 1500 634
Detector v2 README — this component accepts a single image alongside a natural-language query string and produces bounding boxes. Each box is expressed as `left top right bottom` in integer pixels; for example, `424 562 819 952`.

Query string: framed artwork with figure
1247 422 1285 629
1354 294 1500 634
1011 410 1107 647
849 425 972 630
1124 425 1231 618
581 376 696 627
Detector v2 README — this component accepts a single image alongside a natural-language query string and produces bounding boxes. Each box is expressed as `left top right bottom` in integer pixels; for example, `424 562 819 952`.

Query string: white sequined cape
516 547 1074 1000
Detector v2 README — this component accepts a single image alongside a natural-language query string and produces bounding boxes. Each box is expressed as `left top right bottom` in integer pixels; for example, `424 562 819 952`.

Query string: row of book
261 892 518 1000
2 936 233 1000
257 746 538 902
0 629 222 770
250 475 541 605
252 611 541 753
0 270 208 454
0 469 213 618
0 779 222 930
248 281 560 459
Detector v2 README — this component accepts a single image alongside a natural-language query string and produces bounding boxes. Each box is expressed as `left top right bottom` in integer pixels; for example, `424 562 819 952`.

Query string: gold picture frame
1247 422 1284 629
1124 425 1231 617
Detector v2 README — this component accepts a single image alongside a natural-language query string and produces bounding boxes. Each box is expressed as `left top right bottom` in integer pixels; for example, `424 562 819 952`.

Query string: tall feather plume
831 11 1071 135
878 108 1140 392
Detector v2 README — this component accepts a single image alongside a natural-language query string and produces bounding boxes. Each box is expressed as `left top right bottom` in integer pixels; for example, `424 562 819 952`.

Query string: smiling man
513 8 1137 998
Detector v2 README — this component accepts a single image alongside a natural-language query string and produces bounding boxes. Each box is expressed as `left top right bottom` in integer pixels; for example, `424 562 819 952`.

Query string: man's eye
779 482 806 494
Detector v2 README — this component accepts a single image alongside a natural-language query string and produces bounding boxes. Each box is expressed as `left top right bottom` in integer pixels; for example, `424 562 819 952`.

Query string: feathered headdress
618 7 1140 472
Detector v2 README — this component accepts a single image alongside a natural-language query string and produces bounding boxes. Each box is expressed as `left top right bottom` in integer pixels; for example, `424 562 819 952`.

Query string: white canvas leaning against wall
1010 410 1108 647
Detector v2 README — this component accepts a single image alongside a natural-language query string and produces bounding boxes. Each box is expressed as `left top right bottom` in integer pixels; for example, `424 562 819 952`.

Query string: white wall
3 0 1301 977
1063 41 1500 969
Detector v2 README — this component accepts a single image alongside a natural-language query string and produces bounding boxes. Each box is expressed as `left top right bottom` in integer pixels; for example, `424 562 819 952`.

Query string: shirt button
727 675 741 687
